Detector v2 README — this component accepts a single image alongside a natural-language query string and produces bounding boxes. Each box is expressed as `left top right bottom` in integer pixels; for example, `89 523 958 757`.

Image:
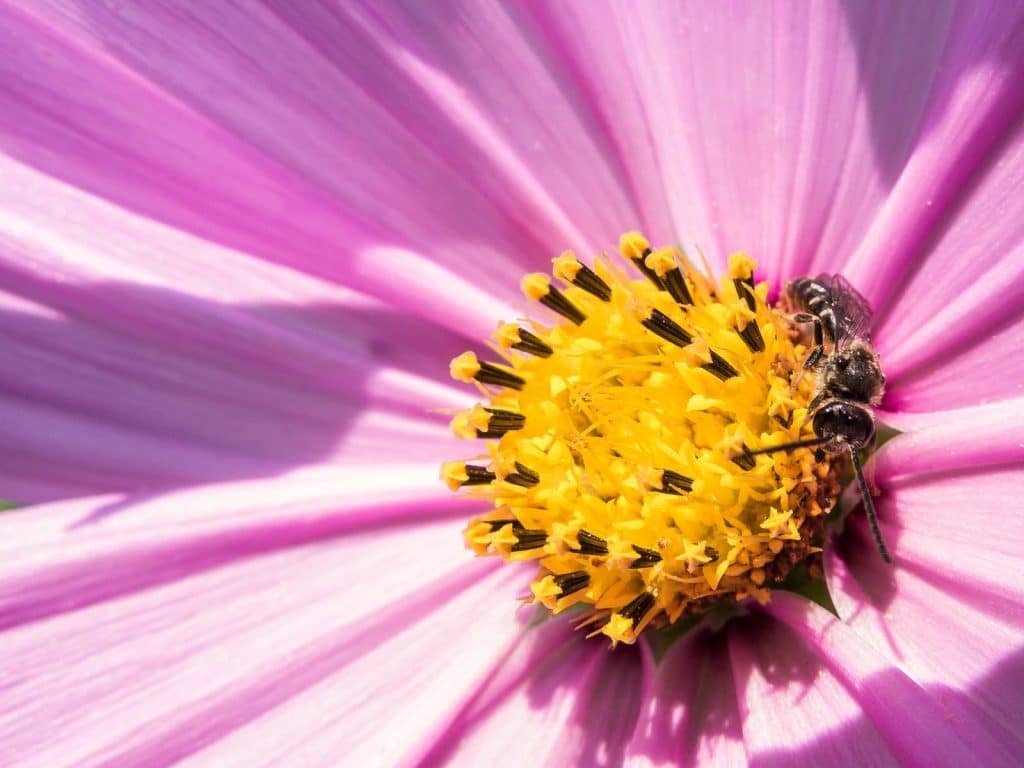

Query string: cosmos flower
0 1 1022 766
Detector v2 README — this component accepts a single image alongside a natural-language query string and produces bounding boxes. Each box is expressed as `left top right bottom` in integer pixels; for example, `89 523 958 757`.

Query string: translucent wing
815 274 874 346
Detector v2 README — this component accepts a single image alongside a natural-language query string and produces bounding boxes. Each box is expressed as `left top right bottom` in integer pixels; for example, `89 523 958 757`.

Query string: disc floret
444 234 838 645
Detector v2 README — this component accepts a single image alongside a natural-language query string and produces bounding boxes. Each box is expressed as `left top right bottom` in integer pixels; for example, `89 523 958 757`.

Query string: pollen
444 233 839 645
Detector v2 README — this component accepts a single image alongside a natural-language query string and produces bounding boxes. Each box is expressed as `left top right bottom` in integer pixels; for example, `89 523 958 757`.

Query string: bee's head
822 340 885 404
811 400 876 451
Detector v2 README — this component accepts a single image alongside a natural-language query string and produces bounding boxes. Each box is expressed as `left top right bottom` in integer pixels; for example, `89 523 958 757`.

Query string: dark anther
701 350 740 381
659 470 694 494
539 287 586 325
704 546 719 560
477 408 525 438
574 529 609 556
662 267 694 306
773 411 794 429
736 322 766 353
621 591 656 627
463 465 497 486
731 449 757 471
642 309 693 348
630 545 663 568
570 264 613 302
630 247 665 289
511 528 548 552
733 276 757 312
505 462 540 487
512 328 553 358
475 361 526 390
553 570 590 597
486 518 517 530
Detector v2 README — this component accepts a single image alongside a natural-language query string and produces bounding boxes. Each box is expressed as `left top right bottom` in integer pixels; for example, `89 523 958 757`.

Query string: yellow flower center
443 233 839 645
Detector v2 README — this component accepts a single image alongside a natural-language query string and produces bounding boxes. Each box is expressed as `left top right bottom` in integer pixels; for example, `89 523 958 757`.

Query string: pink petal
0 463 467 624
728 612 897 767
876 400 1024 481
527 1 1024 293
10 1 1024 311
423 620 648 767
267 1 639 252
176 565 528 768
876 113 1024 392
869 406 1024 616
1 1 631 327
883 316 1024 413
828 466 1024 756
0 472 530 766
0 155 470 402
843 464 1024 623
624 631 745 767
769 593 1012 766
2 6 1020 762
845 1 1024 311
0 157 473 502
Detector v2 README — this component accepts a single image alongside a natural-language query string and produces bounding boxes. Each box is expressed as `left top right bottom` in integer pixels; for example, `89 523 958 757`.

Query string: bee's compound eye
812 401 874 449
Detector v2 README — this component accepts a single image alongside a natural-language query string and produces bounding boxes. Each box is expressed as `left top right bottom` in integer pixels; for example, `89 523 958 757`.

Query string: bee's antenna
849 444 892 564
743 436 830 457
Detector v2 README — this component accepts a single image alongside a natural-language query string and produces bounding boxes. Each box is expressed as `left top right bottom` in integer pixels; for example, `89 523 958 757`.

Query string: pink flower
0 2 1022 766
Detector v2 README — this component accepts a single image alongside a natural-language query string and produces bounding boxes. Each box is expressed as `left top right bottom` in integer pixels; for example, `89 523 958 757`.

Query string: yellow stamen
445 234 839 645
449 405 490 439
449 351 481 383
494 323 523 350
552 252 583 283
644 247 677 277
618 231 651 262
440 460 469 491
521 273 553 301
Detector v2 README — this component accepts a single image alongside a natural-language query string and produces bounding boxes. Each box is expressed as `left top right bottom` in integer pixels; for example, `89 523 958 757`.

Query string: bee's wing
818 274 874 346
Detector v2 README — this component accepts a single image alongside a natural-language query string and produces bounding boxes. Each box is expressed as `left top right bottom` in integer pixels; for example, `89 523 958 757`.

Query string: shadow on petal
0 269 469 505
422 616 647 767
839 0 1024 182
928 644 1024 759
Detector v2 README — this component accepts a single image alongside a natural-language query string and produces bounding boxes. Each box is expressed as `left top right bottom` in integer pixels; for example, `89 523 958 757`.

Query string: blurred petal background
0 1 1021 766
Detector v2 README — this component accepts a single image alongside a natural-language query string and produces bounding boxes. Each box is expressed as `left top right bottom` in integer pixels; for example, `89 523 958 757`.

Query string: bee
744 274 891 563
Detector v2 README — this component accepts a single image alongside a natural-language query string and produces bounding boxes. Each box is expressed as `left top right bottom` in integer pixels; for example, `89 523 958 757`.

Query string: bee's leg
792 391 827 432
787 313 820 392
794 312 825 370
806 391 827 413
